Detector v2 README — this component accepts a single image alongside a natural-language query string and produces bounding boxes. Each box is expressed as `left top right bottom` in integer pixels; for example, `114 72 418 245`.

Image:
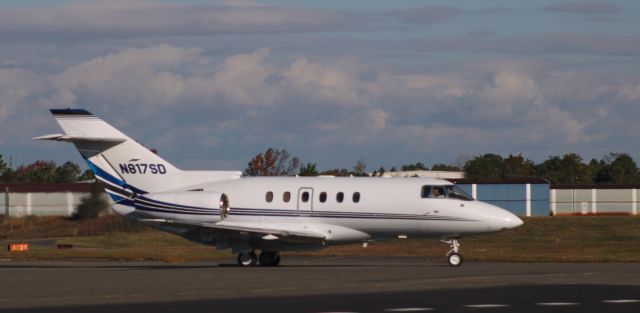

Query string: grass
1 216 640 263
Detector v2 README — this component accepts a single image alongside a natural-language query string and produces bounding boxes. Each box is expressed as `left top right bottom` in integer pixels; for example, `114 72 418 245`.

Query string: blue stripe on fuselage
85 160 125 187
84 159 147 196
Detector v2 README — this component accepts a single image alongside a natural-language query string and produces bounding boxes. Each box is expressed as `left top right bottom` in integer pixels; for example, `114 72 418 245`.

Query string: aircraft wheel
259 251 281 267
237 251 257 267
447 253 463 267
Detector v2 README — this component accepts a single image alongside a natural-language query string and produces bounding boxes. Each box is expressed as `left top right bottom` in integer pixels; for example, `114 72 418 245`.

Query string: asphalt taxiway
1 257 639 312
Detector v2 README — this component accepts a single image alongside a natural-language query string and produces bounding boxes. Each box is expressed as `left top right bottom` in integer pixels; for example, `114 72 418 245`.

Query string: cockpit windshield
445 185 473 200
421 185 474 201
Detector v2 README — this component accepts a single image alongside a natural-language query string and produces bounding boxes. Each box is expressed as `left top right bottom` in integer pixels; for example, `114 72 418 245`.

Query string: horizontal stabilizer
33 133 126 143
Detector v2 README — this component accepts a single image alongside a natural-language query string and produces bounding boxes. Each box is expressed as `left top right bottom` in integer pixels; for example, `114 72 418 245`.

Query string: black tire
447 253 463 267
259 251 281 267
237 251 257 267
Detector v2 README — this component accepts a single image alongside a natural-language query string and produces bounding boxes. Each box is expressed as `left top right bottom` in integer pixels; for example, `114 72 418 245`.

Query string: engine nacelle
134 191 230 220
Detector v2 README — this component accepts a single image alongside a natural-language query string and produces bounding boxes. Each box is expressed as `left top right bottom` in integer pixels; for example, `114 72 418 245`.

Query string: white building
1 183 113 217
371 170 465 180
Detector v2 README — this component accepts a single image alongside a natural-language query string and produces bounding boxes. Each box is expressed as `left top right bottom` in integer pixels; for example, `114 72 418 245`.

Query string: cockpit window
421 185 473 200
445 185 473 201
421 186 431 198
421 185 445 198
432 186 446 198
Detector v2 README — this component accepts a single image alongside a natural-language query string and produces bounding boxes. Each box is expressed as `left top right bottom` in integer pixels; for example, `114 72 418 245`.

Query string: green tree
536 156 562 183
0 155 7 182
1 168 16 182
588 158 604 181
431 163 461 171
595 153 640 184
401 162 428 171
463 154 504 181
78 169 95 181
536 153 593 184
299 163 319 176
503 154 536 178
54 161 82 182
0 155 6 173
15 160 57 182
72 183 110 219
244 148 301 176
319 168 352 176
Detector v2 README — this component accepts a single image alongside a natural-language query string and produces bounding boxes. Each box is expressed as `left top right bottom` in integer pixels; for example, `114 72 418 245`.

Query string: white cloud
389 6 460 25
1 0 639 170
50 45 203 109
210 47 278 106
403 73 468 98
470 70 540 119
283 57 362 106
545 2 619 14
0 0 365 40
0 68 46 120
365 109 390 130
1 43 639 168
50 47 610 150
617 83 640 101
45 46 369 113
413 32 640 56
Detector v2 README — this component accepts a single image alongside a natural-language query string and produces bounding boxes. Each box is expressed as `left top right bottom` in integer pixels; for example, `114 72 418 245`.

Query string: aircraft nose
501 211 523 229
484 203 524 231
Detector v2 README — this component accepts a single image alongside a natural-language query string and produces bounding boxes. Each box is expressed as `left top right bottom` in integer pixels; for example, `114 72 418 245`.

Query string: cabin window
283 191 291 202
301 191 310 203
336 192 344 203
266 191 274 202
352 192 360 203
319 192 327 203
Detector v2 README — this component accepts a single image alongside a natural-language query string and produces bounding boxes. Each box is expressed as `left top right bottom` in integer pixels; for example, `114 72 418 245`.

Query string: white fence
551 187 638 216
4 191 87 217
2 184 113 217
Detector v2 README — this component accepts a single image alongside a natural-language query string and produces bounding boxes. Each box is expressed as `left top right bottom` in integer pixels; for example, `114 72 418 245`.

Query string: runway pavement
1 257 639 312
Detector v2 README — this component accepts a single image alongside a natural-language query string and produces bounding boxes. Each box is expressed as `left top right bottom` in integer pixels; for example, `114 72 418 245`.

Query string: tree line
463 152 640 184
0 155 94 183
245 148 640 184
0 155 107 219
2 149 639 185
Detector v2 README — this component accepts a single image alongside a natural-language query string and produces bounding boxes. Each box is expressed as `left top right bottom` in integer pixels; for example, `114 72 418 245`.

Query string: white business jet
36 109 523 267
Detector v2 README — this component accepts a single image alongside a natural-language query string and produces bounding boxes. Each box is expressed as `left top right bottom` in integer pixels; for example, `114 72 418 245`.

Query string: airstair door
297 187 314 217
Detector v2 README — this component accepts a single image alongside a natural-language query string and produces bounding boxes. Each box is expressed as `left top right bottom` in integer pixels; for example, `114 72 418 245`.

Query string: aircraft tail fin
37 109 182 199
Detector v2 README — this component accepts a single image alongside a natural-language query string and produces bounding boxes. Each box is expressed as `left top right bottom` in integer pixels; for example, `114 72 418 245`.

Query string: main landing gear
441 238 463 267
237 250 281 267
237 251 257 266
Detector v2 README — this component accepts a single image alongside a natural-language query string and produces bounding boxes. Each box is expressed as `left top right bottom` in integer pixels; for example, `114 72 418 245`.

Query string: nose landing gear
441 238 463 267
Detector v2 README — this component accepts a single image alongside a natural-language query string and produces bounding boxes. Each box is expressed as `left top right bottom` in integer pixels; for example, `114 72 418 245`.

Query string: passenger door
297 187 314 217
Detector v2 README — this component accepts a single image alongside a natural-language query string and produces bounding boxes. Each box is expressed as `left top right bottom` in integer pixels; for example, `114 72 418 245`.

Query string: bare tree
353 158 367 176
244 148 301 176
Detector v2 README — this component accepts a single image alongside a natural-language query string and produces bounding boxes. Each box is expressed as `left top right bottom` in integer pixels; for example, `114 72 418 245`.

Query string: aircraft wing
204 220 327 242
140 219 327 244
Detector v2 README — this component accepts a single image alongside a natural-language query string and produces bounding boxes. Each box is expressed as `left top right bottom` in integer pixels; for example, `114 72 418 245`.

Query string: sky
1 0 639 171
